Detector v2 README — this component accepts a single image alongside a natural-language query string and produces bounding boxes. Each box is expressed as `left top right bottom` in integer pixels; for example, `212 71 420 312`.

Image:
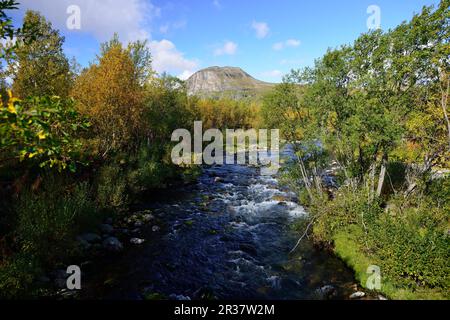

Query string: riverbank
289 177 450 301
332 225 448 300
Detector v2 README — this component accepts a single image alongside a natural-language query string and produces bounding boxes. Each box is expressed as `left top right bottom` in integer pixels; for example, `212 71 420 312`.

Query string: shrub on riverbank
271 1 450 300
304 183 450 299
0 6 201 297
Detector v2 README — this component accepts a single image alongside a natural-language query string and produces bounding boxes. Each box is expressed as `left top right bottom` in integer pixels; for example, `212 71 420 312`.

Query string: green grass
333 225 448 300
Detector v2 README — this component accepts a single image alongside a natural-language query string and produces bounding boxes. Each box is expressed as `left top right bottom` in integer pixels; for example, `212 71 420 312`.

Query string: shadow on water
80 147 358 300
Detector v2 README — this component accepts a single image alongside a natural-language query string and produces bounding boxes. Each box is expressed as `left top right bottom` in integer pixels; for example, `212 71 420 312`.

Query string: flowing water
81 146 358 300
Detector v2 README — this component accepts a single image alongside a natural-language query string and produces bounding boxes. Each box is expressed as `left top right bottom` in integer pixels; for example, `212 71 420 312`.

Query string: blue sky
11 0 441 82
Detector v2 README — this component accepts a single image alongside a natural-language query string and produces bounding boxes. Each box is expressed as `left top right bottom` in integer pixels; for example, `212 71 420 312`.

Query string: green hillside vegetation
267 0 450 300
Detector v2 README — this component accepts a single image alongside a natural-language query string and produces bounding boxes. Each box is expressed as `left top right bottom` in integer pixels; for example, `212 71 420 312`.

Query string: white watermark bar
171 122 280 175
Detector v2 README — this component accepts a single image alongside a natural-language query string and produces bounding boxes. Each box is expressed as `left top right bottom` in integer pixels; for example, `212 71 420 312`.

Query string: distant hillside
186 66 276 100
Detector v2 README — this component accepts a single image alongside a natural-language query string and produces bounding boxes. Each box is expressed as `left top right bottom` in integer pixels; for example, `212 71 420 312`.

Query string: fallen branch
290 217 316 254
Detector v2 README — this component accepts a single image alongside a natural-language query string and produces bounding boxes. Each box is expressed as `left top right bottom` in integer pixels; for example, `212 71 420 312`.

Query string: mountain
186 66 276 100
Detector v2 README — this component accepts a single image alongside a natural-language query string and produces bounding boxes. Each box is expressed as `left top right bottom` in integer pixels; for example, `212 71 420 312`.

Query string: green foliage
261 82 309 142
0 93 90 172
0 1 38 61
15 178 96 264
0 0 20 60
310 187 382 243
0 253 42 299
284 2 450 299
334 225 449 300
146 74 194 140
127 146 175 192
0 177 99 298
427 176 450 209
369 201 449 290
96 163 128 211
11 10 73 98
305 186 449 297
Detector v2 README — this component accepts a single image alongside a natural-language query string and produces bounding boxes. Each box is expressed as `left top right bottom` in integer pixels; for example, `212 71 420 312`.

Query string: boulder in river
142 214 154 222
349 291 366 299
169 294 191 300
102 237 123 252
130 238 145 245
315 285 336 299
99 224 114 234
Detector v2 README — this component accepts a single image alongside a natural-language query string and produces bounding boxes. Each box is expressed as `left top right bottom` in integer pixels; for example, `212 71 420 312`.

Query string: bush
0 93 90 172
96 163 128 211
0 253 42 299
310 187 382 243
305 184 449 296
427 176 450 209
15 177 97 264
368 199 449 290
0 175 99 297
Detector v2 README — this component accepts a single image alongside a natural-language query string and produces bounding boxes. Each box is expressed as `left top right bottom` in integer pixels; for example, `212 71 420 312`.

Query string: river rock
152 226 161 232
102 237 123 252
316 285 336 299
272 195 288 202
214 177 223 183
277 201 288 207
99 224 114 234
142 214 154 222
130 238 145 245
349 291 366 299
169 294 191 301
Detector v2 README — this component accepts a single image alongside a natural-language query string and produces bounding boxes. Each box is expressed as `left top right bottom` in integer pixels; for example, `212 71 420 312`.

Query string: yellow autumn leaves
1 90 20 114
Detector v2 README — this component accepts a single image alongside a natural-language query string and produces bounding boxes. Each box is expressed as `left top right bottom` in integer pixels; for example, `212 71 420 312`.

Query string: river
80 146 358 300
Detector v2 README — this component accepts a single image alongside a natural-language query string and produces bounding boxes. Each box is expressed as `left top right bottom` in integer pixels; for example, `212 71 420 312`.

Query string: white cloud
178 70 194 80
148 39 198 77
18 0 160 42
273 39 301 51
17 1 199 77
251 21 269 39
261 70 283 78
286 39 301 47
273 42 284 51
159 20 187 35
214 41 238 56
159 24 170 34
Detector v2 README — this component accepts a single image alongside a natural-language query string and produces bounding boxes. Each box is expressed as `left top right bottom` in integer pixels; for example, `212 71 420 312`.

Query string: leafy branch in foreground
0 91 91 172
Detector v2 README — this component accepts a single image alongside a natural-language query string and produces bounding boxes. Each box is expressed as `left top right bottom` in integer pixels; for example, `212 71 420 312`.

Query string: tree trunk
376 155 387 197
440 77 450 149
296 154 313 200
368 162 376 202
